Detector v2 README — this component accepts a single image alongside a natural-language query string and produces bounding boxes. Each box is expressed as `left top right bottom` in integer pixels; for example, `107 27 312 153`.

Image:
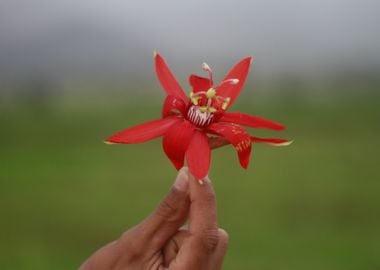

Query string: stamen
206 97 212 107
220 78 239 86
188 64 235 112
199 106 208 113
202 62 212 72
202 62 213 85
221 97 231 110
190 91 201 105
206 88 216 99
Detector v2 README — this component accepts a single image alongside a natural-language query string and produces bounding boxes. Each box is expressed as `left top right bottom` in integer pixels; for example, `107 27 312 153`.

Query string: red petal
209 136 292 149
105 117 181 144
216 57 252 109
154 52 188 102
189 74 212 93
162 95 187 118
251 136 292 146
207 122 252 169
162 120 195 170
220 112 285 131
186 131 211 179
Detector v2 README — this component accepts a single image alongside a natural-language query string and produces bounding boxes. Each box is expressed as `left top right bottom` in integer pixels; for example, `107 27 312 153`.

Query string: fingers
119 168 191 252
208 229 229 270
166 227 229 270
169 176 220 269
162 228 189 267
188 176 218 236
186 176 219 256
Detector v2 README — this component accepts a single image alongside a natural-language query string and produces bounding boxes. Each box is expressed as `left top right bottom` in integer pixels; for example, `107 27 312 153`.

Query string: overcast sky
0 0 379 81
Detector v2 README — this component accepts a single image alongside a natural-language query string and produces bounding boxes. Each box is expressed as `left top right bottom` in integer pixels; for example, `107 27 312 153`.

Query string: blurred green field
1 92 380 270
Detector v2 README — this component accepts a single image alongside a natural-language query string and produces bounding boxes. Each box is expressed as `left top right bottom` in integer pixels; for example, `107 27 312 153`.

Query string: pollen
221 97 231 110
206 88 216 99
202 62 212 72
199 106 208 113
190 91 200 105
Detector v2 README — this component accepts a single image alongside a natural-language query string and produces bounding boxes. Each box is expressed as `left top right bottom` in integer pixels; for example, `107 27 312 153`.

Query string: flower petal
186 131 211 179
189 74 212 93
162 120 195 170
209 136 292 149
207 122 252 169
220 112 285 131
162 95 188 118
216 57 252 109
154 52 188 102
251 136 293 146
105 117 181 144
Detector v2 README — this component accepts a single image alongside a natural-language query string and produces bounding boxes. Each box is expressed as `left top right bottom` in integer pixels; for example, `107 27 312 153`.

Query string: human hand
79 167 228 270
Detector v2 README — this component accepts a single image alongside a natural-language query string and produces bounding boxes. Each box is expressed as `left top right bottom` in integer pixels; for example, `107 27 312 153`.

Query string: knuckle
217 228 229 248
195 228 220 253
118 228 143 257
157 199 177 219
155 187 185 222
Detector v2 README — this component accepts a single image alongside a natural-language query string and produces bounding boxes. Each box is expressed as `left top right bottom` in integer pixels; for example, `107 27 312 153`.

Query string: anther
230 79 239 85
202 62 213 84
199 106 208 113
206 88 216 99
202 62 212 72
221 97 231 110
190 91 200 105
220 78 239 86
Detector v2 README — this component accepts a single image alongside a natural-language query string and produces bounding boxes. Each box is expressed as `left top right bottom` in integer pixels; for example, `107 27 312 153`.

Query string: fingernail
197 175 210 186
174 168 189 192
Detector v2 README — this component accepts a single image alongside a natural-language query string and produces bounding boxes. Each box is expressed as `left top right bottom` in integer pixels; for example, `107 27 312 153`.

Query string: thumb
133 167 192 251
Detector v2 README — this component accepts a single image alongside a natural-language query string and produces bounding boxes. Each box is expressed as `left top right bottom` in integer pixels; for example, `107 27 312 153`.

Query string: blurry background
1 0 379 269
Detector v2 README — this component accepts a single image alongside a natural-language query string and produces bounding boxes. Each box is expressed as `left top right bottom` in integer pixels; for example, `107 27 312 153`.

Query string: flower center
186 62 239 127
187 105 215 128
190 62 238 111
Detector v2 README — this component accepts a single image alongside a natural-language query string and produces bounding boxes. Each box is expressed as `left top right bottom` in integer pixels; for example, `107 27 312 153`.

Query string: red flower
105 52 291 179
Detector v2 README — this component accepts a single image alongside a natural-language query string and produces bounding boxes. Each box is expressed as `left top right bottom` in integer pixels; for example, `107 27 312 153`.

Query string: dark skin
79 168 228 270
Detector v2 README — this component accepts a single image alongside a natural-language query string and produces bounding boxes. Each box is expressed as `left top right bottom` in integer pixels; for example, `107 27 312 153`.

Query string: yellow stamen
190 92 201 105
221 97 231 110
206 88 216 99
189 90 231 112
199 106 208 113
191 98 199 105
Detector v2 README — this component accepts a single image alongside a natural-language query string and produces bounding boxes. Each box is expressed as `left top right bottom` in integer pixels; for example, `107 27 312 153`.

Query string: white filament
187 106 214 127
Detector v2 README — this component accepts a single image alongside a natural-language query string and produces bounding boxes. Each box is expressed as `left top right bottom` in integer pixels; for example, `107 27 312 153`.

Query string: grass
0 92 379 269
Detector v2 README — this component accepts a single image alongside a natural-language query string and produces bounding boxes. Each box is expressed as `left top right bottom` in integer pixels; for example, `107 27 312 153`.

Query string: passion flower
105 52 290 179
